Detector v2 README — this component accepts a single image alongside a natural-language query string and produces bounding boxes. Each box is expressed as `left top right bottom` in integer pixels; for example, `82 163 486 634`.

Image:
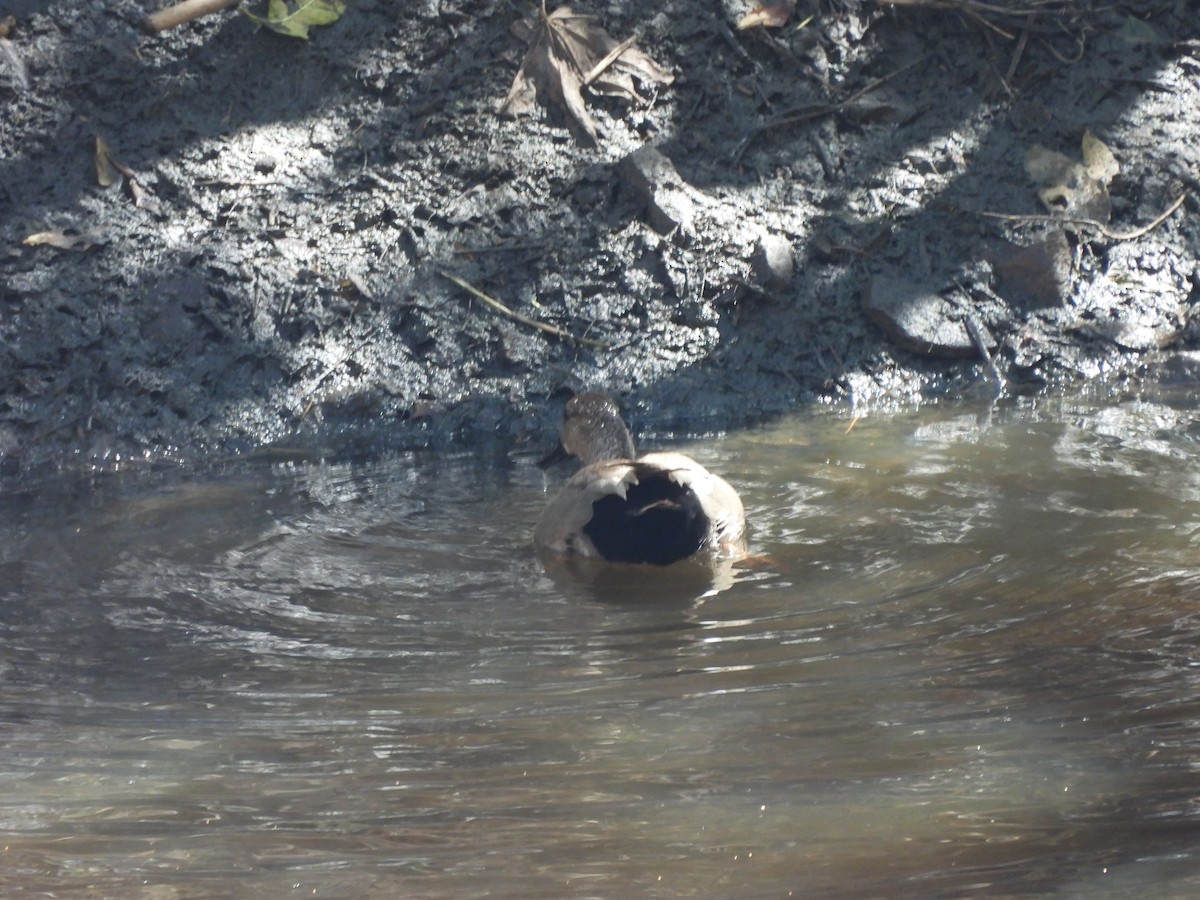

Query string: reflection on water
3 397 1200 896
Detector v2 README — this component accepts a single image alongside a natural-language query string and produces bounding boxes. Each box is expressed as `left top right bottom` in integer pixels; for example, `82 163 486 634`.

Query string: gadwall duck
534 394 746 565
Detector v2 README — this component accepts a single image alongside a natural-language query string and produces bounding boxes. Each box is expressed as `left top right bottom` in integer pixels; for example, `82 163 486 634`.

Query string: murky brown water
3 396 1200 897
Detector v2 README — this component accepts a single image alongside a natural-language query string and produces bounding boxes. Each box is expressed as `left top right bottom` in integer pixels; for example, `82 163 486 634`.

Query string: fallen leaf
498 5 674 145
243 0 345 39
1025 130 1119 223
342 273 376 301
22 229 101 250
95 135 120 187
128 178 162 213
737 4 791 30
93 135 161 211
1081 128 1119 182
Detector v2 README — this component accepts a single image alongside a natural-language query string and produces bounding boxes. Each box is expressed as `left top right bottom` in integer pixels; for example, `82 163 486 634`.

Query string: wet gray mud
1 1 1198 474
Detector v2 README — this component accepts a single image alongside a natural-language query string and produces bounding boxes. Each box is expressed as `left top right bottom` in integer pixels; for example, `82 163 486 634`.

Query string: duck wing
534 460 641 558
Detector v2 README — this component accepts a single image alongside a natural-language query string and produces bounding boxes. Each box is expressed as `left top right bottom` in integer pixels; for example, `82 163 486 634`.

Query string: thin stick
450 241 546 255
882 0 1068 19
583 34 637 86
1003 29 1029 89
954 282 1005 387
143 0 241 35
733 59 922 163
437 271 611 350
980 192 1186 241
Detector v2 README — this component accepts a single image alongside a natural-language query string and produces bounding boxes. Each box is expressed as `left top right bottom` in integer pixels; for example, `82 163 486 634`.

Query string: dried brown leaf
93 134 160 211
23 229 101 250
498 5 673 145
95 135 120 187
737 4 791 30
1081 129 1119 182
1025 130 1120 224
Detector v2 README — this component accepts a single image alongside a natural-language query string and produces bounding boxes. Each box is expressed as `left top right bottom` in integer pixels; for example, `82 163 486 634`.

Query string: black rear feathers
582 468 708 565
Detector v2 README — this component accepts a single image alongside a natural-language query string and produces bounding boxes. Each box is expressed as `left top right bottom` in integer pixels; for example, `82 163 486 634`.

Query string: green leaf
243 0 346 39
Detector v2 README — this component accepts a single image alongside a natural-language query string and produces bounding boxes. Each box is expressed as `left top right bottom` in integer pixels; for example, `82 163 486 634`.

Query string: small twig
958 4 1015 39
197 177 283 188
963 314 995 363
882 0 1070 19
583 34 637 86
450 241 547 255
1003 29 1029 89
1036 30 1085 65
437 271 611 350
980 192 1187 241
966 315 1004 386
733 59 922 163
144 0 241 34
950 282 1004 391
715 20 756 66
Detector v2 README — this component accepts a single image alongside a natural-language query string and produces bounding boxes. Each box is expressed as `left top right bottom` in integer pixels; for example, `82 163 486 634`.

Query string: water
3 396 1200 897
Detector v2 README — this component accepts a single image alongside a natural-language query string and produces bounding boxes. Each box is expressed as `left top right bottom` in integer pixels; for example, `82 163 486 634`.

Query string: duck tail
583 471 708 565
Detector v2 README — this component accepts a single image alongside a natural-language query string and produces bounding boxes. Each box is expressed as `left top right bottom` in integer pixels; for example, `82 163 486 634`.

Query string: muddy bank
1 1 1197 474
